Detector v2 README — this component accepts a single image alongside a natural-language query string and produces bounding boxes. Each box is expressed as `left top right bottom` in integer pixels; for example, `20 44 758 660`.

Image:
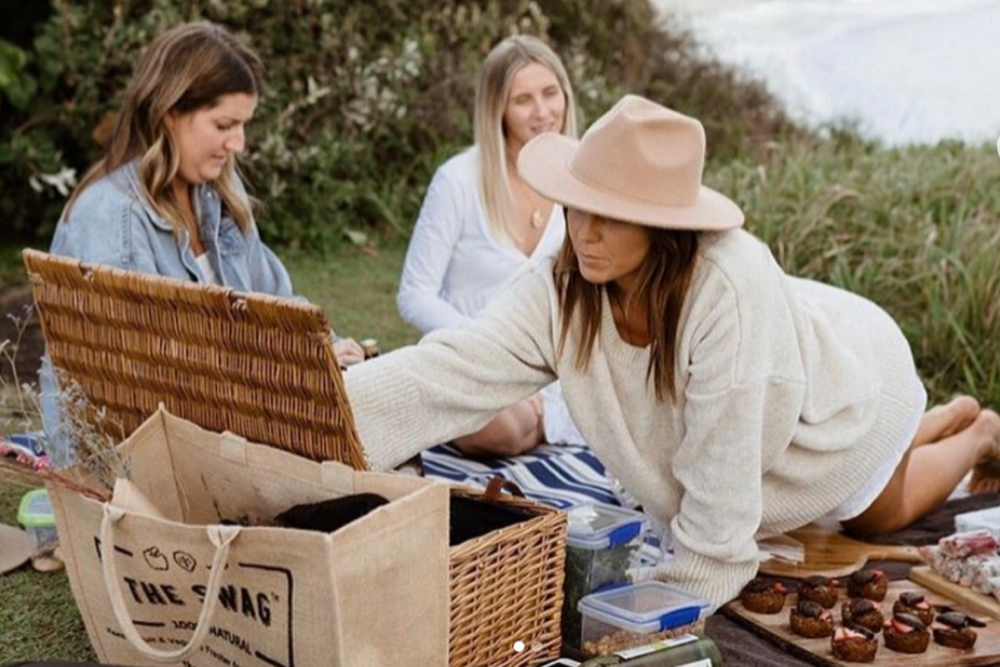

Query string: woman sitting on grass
345 94 1000 611
48 21 363 364
397 35 585 457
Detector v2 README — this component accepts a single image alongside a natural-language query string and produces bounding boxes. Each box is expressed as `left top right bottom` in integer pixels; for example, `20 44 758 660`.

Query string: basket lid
18 489 55 528
577 581 710 633
565 502 645 549
23 249 365 468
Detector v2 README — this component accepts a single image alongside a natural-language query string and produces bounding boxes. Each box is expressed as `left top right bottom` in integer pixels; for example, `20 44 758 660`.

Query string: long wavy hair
63 22 264 233
474 35 577 246
554 223 699 401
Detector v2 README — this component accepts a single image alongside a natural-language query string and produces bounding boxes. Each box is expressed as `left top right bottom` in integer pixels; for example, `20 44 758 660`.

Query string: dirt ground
0 283 45 384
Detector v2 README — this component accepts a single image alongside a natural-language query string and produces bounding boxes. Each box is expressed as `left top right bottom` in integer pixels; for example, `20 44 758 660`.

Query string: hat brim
519 133 744 231
0 523 32 575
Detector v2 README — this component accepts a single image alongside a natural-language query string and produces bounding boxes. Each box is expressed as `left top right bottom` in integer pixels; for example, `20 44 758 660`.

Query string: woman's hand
333 338 366 367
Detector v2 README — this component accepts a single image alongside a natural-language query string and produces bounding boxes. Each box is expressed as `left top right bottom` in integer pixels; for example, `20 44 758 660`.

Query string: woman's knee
454 402 541 457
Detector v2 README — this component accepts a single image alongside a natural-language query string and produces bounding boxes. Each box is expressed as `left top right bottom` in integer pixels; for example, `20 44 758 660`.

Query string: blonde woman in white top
397 35 584 456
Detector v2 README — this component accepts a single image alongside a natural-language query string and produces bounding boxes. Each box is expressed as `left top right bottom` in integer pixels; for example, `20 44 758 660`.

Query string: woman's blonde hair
63 22 264 233
554 221 699 402
474 35 577 245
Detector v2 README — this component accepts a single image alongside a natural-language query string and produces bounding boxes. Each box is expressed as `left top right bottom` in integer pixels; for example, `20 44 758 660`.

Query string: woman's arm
397 165 474 333
640 266 804 611
244 221 295 298
348 266 558 469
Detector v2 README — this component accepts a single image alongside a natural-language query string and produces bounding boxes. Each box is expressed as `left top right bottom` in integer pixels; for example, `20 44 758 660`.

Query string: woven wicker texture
25 249 569 665
23 249 367 468
449 486 567 667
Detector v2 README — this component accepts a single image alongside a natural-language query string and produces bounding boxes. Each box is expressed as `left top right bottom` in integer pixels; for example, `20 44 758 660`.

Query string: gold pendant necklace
514 169 548 230
530 208 545 228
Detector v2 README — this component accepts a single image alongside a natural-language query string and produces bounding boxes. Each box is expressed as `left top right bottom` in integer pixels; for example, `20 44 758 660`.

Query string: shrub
0 0 799 249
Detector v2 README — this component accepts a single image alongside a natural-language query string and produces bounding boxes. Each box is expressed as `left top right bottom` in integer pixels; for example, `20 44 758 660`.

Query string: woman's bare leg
844 405 1000 536
453 394 544 458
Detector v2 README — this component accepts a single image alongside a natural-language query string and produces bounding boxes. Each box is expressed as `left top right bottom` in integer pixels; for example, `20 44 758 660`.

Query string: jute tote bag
49 406 449 667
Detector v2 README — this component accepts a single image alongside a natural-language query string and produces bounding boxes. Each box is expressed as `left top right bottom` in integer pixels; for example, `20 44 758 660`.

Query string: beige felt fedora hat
519 94 744 230
0 522 33 575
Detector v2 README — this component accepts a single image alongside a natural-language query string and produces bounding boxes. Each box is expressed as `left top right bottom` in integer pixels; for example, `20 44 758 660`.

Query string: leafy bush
0 0 798 248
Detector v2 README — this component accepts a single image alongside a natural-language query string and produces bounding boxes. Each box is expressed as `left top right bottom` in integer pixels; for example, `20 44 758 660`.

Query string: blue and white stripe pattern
420 442 622 509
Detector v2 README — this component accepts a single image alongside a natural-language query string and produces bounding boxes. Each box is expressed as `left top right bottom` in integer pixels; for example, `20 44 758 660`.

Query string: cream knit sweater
345 228 924 610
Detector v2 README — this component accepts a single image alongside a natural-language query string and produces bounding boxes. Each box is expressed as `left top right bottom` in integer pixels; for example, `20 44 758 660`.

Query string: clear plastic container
18 488 57 550
562 503 646 651
578 581 711 656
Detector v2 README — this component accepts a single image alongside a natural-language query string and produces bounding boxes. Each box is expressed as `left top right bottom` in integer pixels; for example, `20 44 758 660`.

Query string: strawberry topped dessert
847 568 888 601
740 577 788 614
883 612 930 654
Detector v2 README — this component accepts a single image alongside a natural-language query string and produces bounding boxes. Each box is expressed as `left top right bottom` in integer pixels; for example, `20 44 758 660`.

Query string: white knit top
346 228 924 610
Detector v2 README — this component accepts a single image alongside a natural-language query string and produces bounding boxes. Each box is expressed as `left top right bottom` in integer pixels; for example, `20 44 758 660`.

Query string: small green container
18 488 57 550
563 503 647 654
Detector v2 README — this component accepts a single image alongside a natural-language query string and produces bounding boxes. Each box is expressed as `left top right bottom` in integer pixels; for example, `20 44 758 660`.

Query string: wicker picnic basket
24 248 566 667
450 480 565 667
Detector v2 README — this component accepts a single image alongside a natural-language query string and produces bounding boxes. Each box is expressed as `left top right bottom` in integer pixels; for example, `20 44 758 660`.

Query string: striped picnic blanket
420 442 622 509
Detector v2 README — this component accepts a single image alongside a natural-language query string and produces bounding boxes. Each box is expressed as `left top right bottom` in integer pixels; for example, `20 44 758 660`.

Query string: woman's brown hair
554 222 699 401
63 22 264 233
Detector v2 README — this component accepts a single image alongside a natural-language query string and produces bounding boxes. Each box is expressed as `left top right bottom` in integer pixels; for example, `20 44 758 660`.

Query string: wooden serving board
910 566 1000 621
722 579 1000 667
759 524 924 578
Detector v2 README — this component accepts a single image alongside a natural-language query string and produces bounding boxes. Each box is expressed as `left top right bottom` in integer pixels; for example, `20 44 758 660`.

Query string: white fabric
194 253 221 286
397 146 583 444
348 228 926 611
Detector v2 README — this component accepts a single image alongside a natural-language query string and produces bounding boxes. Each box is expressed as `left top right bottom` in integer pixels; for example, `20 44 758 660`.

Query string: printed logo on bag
100 538 296 667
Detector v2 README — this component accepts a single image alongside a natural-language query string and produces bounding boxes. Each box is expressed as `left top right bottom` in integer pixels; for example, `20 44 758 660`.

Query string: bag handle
483 476 525 502
100 504 241 662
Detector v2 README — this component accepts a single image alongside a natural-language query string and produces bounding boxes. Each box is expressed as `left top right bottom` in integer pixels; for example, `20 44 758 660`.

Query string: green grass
280 238 422 352
0 240 416 663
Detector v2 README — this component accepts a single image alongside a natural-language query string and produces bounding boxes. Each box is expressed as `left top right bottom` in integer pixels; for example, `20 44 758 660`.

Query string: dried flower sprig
1 302 127 500
0 456 110 502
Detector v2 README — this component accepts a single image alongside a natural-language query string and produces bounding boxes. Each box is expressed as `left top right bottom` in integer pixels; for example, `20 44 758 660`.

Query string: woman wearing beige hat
346 95 1000 610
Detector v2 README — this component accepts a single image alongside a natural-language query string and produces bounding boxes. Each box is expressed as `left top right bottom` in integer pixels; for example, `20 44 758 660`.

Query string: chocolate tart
842 598 884 634
790 599 835 638
797 575 839 609
831 624 878 663
932 611 985 649
847 568 887 601
883 612 930 654
893 591 934 627
740 577 788 614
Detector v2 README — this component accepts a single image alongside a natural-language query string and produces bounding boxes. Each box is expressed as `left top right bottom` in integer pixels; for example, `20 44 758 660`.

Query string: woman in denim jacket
49 22 362 363
41 23 362 458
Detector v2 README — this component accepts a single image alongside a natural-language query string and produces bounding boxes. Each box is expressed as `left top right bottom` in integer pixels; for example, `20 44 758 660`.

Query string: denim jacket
41 161 294 464
50 160 293 296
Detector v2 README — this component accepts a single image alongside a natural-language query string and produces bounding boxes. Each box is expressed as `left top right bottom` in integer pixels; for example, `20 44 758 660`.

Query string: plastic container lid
18 489 55 528
578 581 711 633
565 502 645 550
